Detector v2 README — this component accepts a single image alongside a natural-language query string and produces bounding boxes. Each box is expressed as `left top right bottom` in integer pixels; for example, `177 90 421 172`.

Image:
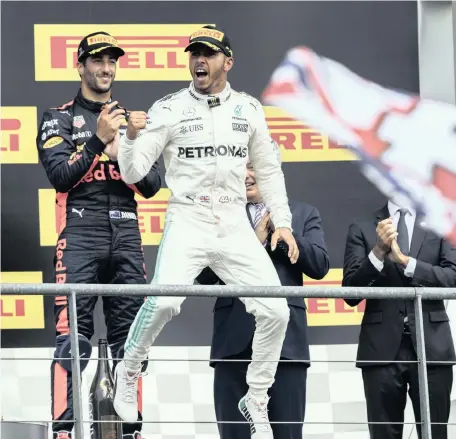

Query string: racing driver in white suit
114 25 299 438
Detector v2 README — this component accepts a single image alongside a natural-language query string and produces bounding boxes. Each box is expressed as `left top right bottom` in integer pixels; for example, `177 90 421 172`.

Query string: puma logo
72 208 84 218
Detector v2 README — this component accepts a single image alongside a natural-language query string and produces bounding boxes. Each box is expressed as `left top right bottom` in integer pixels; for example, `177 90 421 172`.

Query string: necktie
253 203 266 229
397 208 409 256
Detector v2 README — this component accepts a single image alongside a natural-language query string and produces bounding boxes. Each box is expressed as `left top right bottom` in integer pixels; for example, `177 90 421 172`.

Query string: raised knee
275 302 290 327
260 301 290 328
155 297 181 318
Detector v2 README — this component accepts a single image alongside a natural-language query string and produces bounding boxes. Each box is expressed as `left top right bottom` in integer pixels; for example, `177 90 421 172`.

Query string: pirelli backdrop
1 1 419 348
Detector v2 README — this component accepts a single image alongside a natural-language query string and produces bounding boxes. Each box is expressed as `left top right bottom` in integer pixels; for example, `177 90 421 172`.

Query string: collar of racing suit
75 88 112 113
188 81 232 108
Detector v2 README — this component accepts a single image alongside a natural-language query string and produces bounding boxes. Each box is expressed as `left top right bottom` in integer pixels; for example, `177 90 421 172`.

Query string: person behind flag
343 199 456 439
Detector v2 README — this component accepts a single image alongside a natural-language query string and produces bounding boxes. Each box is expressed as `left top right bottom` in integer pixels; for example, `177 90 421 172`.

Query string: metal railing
2 283 456 439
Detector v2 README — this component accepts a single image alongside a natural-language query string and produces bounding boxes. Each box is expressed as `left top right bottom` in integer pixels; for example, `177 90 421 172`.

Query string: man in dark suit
342 199 456 439
197 161 330 439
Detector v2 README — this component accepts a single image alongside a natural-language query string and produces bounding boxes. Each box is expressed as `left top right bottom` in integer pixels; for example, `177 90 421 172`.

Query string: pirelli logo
34 24 212 81
264 106 358 162
304 269 364 326
39 188 171 246
0 107 38 164
190 28 224 42
0 272 44 329
136 189 170 245
87 34 118 46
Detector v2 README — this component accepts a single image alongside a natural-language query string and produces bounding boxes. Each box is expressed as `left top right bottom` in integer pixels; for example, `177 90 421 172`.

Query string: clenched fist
126 111 148 141
97 101 126 145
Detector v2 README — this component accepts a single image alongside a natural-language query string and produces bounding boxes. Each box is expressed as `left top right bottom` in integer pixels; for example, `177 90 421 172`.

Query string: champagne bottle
89 338 122 439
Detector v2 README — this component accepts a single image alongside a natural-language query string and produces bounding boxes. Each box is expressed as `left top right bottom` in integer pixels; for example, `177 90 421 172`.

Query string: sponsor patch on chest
232 122 248 133
177 145 247 158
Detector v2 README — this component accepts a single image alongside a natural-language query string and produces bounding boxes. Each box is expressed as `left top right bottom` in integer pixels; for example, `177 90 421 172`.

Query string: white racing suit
118 81 292 396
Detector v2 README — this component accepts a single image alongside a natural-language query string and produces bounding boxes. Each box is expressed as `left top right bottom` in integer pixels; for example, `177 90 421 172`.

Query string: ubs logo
180 124 203 135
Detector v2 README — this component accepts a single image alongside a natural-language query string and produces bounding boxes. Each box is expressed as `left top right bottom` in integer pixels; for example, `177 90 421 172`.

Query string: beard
85 72 114 94
193 72 223 94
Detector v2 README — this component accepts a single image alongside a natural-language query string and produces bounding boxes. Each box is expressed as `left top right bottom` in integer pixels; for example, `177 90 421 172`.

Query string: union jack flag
262 46 456 245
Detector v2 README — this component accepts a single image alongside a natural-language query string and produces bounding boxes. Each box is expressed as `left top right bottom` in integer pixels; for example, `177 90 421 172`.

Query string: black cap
77 31 125 62
184 25 233 57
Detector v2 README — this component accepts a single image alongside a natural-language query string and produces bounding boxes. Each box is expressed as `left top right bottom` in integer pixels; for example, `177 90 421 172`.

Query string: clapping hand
96 101 126 145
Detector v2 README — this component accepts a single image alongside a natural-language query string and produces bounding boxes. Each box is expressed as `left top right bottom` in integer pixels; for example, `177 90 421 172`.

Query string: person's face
188 44 233 94
77 52 117 94
245 162 261 203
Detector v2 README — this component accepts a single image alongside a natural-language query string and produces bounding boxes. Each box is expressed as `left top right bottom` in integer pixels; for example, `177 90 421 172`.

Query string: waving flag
262 46 456 245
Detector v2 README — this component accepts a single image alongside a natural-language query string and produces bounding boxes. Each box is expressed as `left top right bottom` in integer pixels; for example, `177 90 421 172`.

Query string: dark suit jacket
342 204 456 367
197 200 330 365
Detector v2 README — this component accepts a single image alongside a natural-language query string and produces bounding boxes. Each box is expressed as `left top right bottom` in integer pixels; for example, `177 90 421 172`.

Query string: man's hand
271 227 299 264
96 101 126 145
372 218 397 261
255 212 271 245
389 239 410 267
126 111 148 141
104 131 120 161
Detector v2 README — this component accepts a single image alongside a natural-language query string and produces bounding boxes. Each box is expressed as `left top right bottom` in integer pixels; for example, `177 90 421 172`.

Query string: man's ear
77 61 85 76
224 57 234 73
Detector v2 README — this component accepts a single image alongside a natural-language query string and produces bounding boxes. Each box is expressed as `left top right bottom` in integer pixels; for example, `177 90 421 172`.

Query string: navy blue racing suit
37 89 161 436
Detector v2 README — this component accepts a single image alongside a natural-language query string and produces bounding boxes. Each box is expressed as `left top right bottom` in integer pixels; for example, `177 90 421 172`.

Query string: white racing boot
113 360 141 423
238 392 273 438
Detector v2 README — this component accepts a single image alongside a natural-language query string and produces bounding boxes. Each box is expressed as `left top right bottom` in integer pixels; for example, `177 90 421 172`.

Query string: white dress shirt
248 203 257 221
248 202 269 247
368 200 417 277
